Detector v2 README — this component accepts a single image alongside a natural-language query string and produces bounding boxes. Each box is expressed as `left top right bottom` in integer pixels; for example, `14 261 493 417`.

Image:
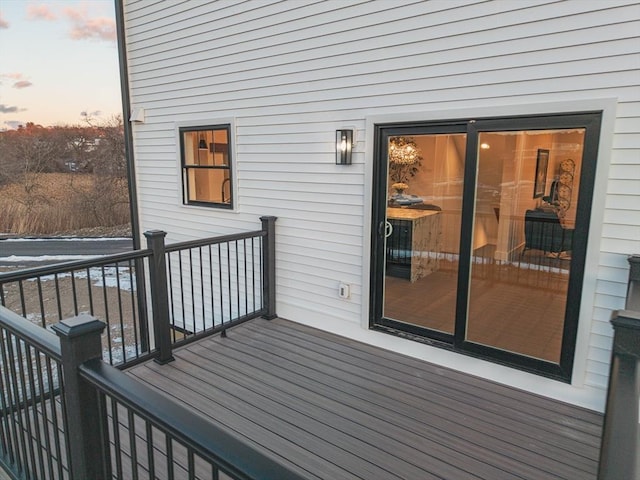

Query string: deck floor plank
240 320 602 444
127 318 603 480
199 325 598 478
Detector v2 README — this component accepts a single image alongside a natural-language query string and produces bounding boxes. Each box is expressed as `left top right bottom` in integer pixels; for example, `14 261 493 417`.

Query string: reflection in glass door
372 112 599 380
383 133 466 336
466 129 584 363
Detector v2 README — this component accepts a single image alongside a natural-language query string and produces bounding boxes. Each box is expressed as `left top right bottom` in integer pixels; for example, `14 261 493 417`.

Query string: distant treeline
0 117 130 234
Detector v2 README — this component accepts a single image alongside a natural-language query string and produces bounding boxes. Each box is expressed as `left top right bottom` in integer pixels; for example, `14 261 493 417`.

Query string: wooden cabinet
386 208 442 282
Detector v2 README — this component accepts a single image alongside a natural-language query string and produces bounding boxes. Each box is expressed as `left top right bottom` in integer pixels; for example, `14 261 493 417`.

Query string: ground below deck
127 318 602 480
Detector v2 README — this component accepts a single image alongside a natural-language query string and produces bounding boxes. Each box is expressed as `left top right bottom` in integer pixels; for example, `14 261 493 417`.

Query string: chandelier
389 137 422 165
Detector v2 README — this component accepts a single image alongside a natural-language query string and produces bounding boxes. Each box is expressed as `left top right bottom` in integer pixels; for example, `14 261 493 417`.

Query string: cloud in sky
27 4 57 21
0 104 20 113
64 7 115 42
2 73 25 80
0 12 8 29
13 80 33 89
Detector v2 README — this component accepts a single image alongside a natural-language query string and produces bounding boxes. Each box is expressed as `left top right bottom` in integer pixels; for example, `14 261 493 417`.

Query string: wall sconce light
336 129 353 165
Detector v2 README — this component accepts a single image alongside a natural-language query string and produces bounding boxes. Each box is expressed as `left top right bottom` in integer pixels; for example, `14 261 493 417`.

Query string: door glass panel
466 129 584 362
383 134 466 334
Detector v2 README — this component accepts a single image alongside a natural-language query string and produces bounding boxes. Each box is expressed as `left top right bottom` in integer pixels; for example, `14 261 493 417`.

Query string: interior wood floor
384 251 570 363
126 318 602 480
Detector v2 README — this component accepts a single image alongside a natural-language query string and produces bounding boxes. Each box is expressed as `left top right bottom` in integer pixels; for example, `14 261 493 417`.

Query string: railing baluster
146 420 155 479
15 339 38 479
189 249 195 333
188 448 195 480
166 435 174 480
0 347 12 462
244 238 249 317
36 278 46 328
111 397 123 479
101 264 114 365
227 243 232 329
53 274 63 321
5 332 30 477
71 271 79 317
0 329 19 467
179 251 186 334
236 240 240 318
129 260 141 357
200 247 206 333
24 344 46 480
33 351 55 480
167 254 177 343
128 409 138 480
86 266 94 316
218 244 224 325
17 281 27 318
116 263 127 364
45 357 65 480
209 245 215 327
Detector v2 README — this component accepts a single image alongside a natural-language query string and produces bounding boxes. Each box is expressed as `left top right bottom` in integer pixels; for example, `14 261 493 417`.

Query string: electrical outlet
338 282 351 299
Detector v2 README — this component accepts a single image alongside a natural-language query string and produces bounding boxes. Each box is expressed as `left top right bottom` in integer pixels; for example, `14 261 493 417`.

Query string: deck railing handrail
0 248 152 284
164 229 266 253
79 357 303 479
0 305 61 361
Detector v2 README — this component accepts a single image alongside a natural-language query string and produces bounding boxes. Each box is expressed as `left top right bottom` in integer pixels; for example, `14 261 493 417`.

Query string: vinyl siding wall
122 0 640 410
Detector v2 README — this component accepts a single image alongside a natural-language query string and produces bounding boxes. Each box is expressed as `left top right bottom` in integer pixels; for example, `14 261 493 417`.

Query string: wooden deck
127 318 602 480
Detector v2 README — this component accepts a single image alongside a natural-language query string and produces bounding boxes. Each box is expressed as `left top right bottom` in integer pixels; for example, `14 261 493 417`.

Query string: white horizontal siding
124 0 640 409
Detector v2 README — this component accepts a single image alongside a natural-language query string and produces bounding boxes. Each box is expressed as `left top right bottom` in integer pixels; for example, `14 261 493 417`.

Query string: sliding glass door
371 113 601 380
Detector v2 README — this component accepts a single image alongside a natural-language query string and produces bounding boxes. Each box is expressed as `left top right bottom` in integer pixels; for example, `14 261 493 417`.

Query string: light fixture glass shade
336 129 353 165
389 137 421 165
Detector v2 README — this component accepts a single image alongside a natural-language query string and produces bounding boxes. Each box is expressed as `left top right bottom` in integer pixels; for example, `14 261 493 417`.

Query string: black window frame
179 124 233 209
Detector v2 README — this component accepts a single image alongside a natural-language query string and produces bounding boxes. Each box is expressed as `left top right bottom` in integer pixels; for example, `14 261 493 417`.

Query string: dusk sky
0 0 122 130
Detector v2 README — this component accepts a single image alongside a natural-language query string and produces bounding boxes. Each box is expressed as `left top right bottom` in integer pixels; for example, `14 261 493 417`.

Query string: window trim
179 124 234 209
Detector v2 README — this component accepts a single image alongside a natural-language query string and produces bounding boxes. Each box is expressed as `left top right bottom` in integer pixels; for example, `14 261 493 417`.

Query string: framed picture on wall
533 149 549 198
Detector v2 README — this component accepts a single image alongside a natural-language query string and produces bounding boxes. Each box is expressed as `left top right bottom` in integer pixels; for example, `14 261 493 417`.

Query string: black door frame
370 111 602 382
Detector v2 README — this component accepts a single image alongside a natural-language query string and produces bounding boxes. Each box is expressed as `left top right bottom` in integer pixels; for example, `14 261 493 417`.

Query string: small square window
180 125 233 208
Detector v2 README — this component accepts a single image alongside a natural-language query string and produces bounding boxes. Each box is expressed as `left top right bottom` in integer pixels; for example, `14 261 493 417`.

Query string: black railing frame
52 314 111 479
1 216 278 369
261 216 277 320
144 230 174 364
598 255 640 480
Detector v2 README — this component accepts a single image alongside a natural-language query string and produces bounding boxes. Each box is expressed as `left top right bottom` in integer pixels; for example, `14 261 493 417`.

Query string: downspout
114 0 140 249
115 0 150 353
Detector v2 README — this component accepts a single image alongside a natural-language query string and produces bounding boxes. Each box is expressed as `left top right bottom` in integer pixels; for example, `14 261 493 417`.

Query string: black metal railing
598 255 639 480
0 216 277 368
0 308 302 479
0 251 152 367
0 305 70 480
0 215 294 479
